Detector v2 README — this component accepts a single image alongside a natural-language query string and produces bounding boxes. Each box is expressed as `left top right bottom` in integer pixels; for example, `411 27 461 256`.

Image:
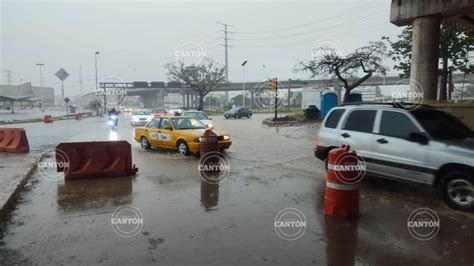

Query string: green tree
296 41 387 103
383 24 474 100
164 58 226 110
230 94 251 106
455 84 474 99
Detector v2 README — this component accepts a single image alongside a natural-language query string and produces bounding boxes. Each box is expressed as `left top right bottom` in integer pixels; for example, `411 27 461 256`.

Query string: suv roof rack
341 102 434 109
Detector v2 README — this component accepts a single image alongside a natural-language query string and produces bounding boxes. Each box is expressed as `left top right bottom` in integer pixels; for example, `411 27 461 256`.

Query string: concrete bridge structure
98 74 474 108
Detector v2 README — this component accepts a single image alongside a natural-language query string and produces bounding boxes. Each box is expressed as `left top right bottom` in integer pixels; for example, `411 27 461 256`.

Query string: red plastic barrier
44 115 53 123
75 113 82 120
0 128 29 153
56 141 138 179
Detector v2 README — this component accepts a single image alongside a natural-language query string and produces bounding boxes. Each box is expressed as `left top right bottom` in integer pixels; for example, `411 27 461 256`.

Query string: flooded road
1 114 473 265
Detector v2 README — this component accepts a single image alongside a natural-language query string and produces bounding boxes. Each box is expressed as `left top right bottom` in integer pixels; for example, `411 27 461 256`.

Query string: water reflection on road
0 114 473 265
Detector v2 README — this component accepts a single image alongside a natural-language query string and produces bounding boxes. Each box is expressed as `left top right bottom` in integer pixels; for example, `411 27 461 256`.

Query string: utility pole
242 60 247 107
217 21 233 106
288 79 291 111
3 69 13 85
36 63 45 110
274 78 278 121
94 51 100 114
79 65 84 103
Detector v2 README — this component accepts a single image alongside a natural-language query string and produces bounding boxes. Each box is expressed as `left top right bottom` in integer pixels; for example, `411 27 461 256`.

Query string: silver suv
315 103 474 211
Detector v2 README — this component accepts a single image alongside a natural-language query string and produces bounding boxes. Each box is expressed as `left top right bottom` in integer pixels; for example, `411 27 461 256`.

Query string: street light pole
241 60 247 107
36 63 45 110
94 51 100 114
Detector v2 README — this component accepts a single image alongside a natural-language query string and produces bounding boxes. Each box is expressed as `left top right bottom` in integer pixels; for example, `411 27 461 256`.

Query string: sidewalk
0 108 96 125
0 116 102 217
0 151 43 217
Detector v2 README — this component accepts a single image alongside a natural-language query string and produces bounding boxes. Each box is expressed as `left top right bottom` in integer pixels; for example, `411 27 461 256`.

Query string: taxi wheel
177 140 190 156
141 137 151 150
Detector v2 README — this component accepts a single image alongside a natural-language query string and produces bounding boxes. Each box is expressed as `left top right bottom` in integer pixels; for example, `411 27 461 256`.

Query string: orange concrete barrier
75 113 82 120
56 140 138 179
0 128 29 153
324 144 360 218
44 115 53 123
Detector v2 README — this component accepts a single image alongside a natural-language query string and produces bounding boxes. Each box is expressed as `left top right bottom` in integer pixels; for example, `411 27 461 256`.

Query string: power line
232 0 378 35
231 19 388 48
230 11 384 41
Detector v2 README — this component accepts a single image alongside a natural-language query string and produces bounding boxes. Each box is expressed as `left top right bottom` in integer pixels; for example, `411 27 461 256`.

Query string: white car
168 106 183 116
183 110 213 128
130 111 153 126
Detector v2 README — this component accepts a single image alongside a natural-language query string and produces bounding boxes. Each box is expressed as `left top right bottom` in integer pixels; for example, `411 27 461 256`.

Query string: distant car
130 111 153 126
168 106 183 116
304 105 320 119
134 116 231 155
120 106 133 113
183 110 213 128
152 108 168 117
224 107 252 119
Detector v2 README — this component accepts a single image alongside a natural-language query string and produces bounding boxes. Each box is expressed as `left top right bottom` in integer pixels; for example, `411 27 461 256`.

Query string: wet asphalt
0 114 473 265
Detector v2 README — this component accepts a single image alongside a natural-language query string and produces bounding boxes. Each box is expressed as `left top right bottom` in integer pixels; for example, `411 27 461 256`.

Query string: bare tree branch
295 41 387 103
164 58 225 110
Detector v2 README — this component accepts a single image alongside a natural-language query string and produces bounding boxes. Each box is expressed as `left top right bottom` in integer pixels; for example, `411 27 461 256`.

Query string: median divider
56 140 138 179
0 128 29 153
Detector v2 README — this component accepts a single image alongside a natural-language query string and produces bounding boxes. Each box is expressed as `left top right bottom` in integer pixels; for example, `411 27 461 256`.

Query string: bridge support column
409 16 440 101
182 90 186 108
251 88 255 108
142 92 159 108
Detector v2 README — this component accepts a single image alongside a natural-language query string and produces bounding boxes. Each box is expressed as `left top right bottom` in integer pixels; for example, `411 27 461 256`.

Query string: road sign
55 68 69 81
18 82 33 96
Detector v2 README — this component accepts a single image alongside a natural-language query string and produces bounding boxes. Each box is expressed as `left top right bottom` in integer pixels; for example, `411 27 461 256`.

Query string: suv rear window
343 110 376 133
324 109 345 128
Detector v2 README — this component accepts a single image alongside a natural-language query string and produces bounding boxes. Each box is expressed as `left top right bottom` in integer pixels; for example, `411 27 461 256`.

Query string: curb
0 112 97 125
0 152 45 219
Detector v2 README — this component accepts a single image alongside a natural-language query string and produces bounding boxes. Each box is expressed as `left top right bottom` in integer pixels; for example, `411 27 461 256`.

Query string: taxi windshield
171 118 206 130
185 112 209 120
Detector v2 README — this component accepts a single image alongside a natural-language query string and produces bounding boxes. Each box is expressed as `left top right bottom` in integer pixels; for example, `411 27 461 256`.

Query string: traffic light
269 78 277 91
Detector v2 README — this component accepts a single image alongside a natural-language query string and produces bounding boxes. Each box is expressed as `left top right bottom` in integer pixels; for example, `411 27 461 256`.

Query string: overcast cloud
1 0 401 97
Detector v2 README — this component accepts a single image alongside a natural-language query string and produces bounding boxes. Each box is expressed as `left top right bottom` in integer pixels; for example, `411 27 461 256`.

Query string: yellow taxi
133 116 231 155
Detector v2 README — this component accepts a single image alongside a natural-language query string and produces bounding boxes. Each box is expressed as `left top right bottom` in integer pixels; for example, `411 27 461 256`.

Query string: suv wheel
441 170 474 211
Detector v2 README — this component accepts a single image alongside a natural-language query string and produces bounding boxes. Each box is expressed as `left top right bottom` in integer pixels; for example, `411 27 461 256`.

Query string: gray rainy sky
1 0 402 97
